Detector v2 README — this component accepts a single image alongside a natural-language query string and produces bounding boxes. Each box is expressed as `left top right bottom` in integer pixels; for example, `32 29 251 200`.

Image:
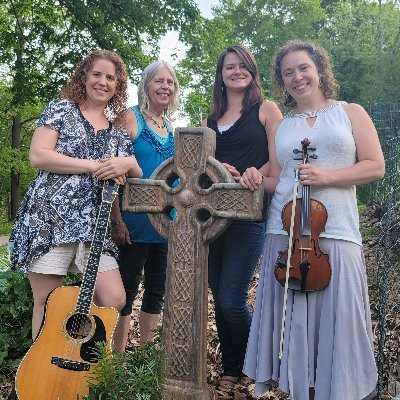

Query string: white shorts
29 242 118 275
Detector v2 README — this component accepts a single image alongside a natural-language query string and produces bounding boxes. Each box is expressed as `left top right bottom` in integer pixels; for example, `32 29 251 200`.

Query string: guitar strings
64 182 116 371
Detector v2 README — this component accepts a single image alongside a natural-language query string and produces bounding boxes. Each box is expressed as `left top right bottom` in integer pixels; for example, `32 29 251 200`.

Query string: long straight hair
209 45 263 121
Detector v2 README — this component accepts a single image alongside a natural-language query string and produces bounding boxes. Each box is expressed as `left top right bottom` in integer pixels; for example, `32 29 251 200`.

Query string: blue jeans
208 220 266 377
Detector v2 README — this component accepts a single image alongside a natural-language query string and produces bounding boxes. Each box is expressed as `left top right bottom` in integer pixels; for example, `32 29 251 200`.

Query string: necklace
147 112 166 130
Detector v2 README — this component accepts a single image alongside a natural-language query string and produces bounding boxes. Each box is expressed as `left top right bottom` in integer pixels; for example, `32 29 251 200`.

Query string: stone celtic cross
122 127 264 400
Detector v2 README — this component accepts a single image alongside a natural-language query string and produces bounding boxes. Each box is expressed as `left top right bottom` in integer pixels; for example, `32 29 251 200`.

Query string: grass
360 224 380 241
0 220 12 236
0 244 9 260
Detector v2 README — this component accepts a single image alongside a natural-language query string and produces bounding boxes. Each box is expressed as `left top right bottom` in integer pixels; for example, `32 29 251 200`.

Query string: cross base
162 382 217 400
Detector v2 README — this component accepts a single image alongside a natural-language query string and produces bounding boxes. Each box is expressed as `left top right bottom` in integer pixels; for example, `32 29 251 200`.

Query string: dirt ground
0 236 9 246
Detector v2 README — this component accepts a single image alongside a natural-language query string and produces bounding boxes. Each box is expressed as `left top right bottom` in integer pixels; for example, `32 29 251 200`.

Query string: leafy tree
318 0 400 105
0 0 201 220
179 0 327 124
178 14 236 125
180 0 400 123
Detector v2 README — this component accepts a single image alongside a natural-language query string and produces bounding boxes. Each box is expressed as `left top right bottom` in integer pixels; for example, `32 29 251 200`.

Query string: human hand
240 167 264 190
112 175 127 185
223 163 241 182
297 164 330 186
111 222 131 246
94 157 132 180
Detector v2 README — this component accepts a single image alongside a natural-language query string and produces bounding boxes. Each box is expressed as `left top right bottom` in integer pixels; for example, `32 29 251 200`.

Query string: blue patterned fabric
9 99 133 273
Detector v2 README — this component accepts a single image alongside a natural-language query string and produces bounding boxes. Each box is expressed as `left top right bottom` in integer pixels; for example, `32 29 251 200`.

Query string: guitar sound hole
66 313 92 340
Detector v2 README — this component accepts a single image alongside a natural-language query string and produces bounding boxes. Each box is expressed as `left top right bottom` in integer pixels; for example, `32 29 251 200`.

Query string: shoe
216 375 253 399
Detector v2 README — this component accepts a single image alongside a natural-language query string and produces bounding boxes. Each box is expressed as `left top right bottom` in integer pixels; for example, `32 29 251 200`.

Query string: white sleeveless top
267 101 362 245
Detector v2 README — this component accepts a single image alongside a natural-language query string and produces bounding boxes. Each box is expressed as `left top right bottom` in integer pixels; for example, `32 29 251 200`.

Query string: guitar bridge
51 356 90 371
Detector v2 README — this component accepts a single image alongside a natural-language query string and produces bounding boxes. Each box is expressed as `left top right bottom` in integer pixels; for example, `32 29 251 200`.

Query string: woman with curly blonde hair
61 49 129 125
9 49 142 341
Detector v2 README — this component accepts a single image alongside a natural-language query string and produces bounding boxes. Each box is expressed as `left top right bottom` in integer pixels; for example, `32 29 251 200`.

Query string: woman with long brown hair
202 45 282 399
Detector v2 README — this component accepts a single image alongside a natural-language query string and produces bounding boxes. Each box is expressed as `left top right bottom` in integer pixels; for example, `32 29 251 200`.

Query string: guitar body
15 285 119 400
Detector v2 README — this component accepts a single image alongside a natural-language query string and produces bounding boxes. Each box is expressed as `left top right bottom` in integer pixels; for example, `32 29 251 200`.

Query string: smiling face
221 52 252 93
281 50 323 104
147 67 175 112
85 58 117 106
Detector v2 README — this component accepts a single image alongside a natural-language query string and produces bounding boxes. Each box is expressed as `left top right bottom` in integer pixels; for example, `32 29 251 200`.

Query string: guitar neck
76 181 118 314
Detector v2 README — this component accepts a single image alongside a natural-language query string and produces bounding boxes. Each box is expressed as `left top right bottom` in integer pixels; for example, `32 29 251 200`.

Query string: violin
274 138 331 293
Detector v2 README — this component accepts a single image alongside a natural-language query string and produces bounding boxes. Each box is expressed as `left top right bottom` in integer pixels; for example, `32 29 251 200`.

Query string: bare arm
125 108 139 140
299 103 385 186
110 197 131 245
262 121 281 194
259 99 283 138
31 124 142 183
30 125 99 174
240 100 283 191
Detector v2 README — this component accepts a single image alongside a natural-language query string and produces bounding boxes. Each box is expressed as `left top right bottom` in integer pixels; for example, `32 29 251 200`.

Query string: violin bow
278 167 300 359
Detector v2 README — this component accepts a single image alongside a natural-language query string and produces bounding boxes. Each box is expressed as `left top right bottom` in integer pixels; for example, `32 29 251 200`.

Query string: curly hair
137 61 180 121
60 50 128 125
271 40 339 109
209 45 263 121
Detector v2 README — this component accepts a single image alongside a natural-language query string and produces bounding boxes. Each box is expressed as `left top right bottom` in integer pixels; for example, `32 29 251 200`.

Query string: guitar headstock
102 181 119 203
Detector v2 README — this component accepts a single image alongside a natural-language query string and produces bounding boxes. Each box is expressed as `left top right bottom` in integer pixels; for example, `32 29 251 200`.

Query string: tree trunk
11 115 22 221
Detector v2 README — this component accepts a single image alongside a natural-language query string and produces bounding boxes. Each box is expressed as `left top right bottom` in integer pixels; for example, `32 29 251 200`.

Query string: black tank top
207 103 268 175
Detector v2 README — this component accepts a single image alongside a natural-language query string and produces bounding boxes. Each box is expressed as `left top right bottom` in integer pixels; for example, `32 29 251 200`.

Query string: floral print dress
9 99 133 273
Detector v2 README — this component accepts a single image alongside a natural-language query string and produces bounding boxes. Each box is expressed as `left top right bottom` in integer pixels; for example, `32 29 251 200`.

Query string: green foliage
0 259 33 381
178 13 236 125
360 224 379 241
83 338 165 400
0 250 83 381
180 0 400 126
0 221 12 236
0 0 202 220
317 0 400 104
0 244 9 259
0 0 201 98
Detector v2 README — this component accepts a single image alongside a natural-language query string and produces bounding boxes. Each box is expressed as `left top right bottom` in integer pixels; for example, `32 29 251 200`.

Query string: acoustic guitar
15 181 120 400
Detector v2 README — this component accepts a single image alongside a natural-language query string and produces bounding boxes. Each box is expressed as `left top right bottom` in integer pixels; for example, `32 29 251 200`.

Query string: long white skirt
243 234 377 400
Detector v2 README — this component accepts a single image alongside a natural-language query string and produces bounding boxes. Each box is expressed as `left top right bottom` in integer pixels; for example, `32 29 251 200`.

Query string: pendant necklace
147 112 166 129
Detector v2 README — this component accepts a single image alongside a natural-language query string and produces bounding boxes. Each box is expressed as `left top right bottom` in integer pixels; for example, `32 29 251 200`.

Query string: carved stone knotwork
122 127 264 400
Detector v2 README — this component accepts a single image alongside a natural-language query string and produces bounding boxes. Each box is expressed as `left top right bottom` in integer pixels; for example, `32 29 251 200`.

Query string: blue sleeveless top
121 105 174 243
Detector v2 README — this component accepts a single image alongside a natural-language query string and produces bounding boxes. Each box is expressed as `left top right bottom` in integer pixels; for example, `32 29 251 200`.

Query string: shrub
0 249 81 382
0 258 33 381
83 335 165 400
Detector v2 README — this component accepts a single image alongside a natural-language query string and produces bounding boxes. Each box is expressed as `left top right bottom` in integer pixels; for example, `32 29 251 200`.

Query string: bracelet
110 219 126 228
